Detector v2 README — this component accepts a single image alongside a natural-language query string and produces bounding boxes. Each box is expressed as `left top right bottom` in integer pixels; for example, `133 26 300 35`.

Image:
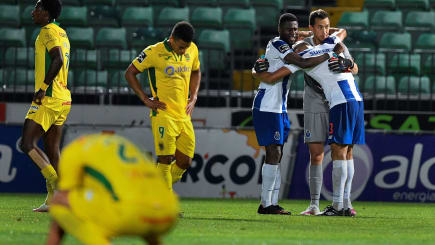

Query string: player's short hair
279 13 298 28
309 9 329 26
40 0 62 20
171 21 195 43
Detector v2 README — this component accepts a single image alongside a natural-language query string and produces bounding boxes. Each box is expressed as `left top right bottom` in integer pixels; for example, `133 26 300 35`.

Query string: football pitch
1 194 435 245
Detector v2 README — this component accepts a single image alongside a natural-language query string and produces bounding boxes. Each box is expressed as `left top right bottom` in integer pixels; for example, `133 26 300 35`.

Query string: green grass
1 194 435 245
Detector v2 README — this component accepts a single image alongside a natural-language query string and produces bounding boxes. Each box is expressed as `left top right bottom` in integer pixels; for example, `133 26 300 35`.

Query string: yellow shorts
68 187 179 238
25 97 71 132
151 115 195 158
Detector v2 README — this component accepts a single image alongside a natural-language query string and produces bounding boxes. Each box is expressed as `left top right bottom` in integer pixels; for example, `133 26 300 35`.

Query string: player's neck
312 37 322 46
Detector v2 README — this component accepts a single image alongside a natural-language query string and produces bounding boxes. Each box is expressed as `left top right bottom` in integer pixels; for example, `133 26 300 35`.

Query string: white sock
332 160 347 211
271 166 281 206
309 164 322 207
261 163 278 207
344 159 354 210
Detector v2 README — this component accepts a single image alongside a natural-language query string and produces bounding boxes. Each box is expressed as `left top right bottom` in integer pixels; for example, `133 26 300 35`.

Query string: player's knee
19 138 33 154
265 145 282 163
310 152 324 165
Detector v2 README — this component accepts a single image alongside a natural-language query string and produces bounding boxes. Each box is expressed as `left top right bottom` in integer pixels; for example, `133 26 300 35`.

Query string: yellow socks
171 163 186 184
157 163 172 191
50 205 110 245
41 165 58 204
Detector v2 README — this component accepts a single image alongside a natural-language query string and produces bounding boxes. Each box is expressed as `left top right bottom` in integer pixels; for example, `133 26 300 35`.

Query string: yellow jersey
132 39 200 120
35 22 71 101
57 134 174 205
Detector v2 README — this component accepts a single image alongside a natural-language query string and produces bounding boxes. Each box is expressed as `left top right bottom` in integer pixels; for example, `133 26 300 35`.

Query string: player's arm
329 27 347 42
252 66 292 84
186 70 200 116
33 48 64 105
283 52 330 68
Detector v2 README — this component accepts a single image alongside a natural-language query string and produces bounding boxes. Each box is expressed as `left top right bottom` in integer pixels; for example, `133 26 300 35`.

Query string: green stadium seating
0 69 4 88
30 28 40 46
388 54 421 75
398 76 431 94
290 70 304 92
67 27 95 49
354 53 386 75
191 7 223 29
96 28 127 49
128 27 163 49
198 29 230 70
422 55 435 75
186 0 218 6
364 75 396 94
379 32 412 52
251 0 283 28
223 8 256 50
116 0 148 6
219 0 250 8
121 7 153 27
62 0 82 5
284 0 306 9
344 30 377 52
2 0 17 3
0 28 26 47
414 33 435 52
396 0 429 10
430 0 435 8
20 5 34 26
71 49 99 69
338 11 369 30
0 5 20 27
109 70 130 89
364 0 396 9
149 0 179 6
3 68 34 87
371 11 402 31
58 6 88 26
404 11 435 32
4 47 34 67
86 0 116 5
75 70 108 88
157 7 189 27
88 5 119 27
102 49 136 69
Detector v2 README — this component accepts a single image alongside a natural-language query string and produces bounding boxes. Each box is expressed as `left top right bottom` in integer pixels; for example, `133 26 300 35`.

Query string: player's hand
328 55 354 73
33 89 46 105
144 98 166 112
333 42 345 54
254 57 269 73
186 97 197 116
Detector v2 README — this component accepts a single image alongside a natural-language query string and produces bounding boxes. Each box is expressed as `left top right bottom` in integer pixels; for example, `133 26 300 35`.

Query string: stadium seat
379 32 412 52
290 70 304 92
354 53 386 75
404 11 435 32
430 0 435 8
67 27 95 49
88 5 119 27
423 55 435 75
2 0 17 3
2 68 34 87
96 28 127 49
86 0 115 6
219 0 250 8
364 0 396 10
117 0 149 6
29 28 40 46
344 30 377 52
388 54 421 75
157 7 189 27
20 5 34 26
284 0 306 9
186 0 218 6
102 49 136 69
75 70 109 88
414 33 435 53
370 11 402 31
190 7 223 29
58 6 88 27
250 0 283 28
223 8 256 50
62 0 82 5
364 75 396 94
4 47 34 68
149 0 179 20
0 28 26 47
338 11 369 30
121 7 153 27
0 5 20 27
398 76 431 95
396 0 429 10
71 49 99 69
109 70 130 91
128 27 163 49
198 29 230 70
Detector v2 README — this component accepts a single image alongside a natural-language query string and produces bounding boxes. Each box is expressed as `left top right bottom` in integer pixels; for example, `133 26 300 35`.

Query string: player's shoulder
269 37 292 54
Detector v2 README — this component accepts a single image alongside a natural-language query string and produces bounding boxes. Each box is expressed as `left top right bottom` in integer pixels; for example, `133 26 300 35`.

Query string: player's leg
344 144 356 216
143 233 162 245
172 120 195 184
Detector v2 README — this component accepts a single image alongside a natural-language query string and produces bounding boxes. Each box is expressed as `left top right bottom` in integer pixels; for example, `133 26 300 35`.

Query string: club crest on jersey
137 51 147 63
278 44 290 53
305 130 311 138
30 105 39 110
274 131 280 141
185 53 190 61
165 66 175 76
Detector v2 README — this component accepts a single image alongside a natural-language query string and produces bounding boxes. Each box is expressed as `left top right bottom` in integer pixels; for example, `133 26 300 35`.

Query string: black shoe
320 205 344 216
258 204 291 215
272 205 291 215
257 204 266 214
344 208 357 217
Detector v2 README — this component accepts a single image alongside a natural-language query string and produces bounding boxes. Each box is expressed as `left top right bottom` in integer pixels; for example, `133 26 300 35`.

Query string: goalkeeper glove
254 56 269 73
328 54 354 73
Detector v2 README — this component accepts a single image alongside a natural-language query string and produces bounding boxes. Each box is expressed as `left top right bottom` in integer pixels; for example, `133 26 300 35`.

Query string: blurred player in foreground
20 0 71 212
46 134 179 245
